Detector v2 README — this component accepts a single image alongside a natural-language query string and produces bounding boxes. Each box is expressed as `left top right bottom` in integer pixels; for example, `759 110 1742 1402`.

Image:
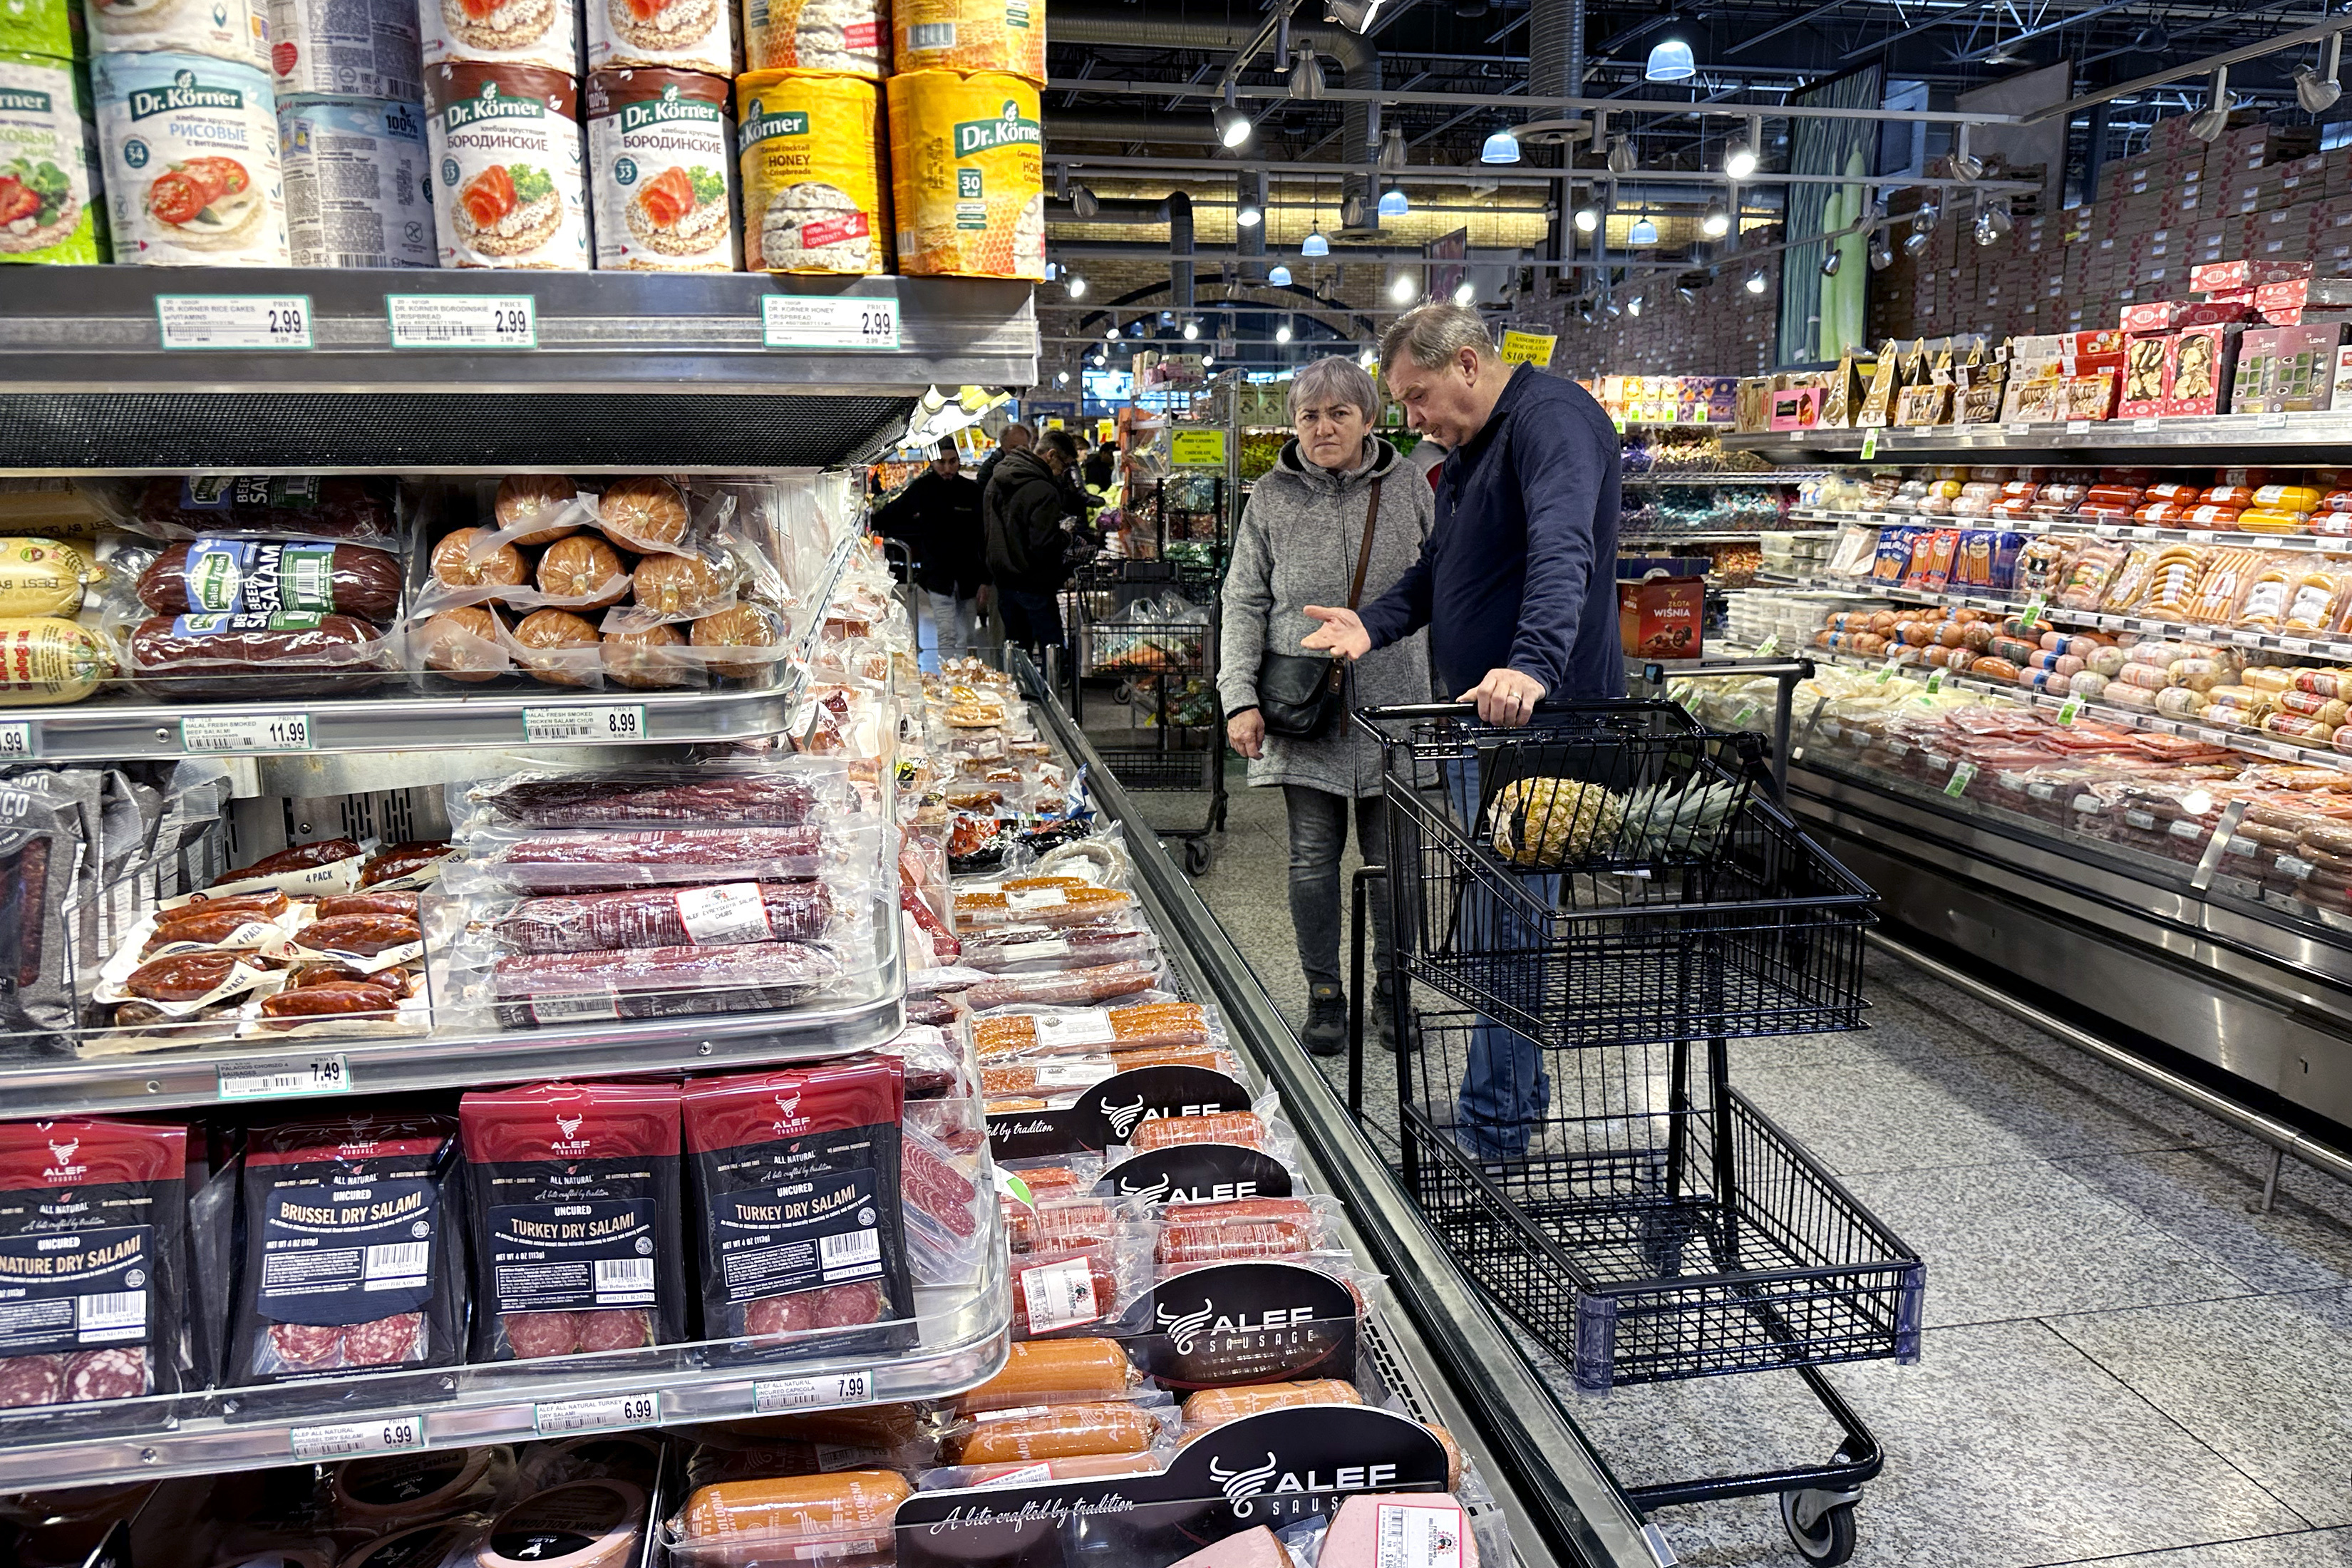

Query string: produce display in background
1238 432 1283 482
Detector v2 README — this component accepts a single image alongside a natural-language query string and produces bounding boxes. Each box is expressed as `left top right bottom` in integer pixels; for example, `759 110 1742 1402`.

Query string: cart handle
1353 698 1706 732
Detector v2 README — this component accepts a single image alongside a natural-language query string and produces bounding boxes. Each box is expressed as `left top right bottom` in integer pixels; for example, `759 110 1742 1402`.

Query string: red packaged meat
460 1082 687 1362
131 477 398 546
488 940 843 1027
468 827 831 891
457 763 836 830
228 1114 462 1386
682 1058 917 1358
0 1119 189 1408
488 882 833 953
1154 1197 1340 1265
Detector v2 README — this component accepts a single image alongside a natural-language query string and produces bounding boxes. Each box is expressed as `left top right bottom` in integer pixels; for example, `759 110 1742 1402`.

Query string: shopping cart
1345 700 1917 1567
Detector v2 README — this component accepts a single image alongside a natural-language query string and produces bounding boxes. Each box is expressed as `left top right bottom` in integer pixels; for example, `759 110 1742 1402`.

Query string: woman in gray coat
1220 356 1435 1056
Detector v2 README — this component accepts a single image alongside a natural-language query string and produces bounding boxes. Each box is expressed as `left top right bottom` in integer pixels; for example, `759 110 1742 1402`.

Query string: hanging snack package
460 1080 688 1362
227 1113 465 1384
0 1118 190 1410
682 1056 917 1358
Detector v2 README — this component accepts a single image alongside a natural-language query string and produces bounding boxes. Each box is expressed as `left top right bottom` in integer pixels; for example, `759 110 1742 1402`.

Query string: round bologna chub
424 60 589 269
279 96 435 267
587 68 735 271
269 0 423 99
0 48 103 264
93 52 291 267
733 68 886 275
82 0 269 67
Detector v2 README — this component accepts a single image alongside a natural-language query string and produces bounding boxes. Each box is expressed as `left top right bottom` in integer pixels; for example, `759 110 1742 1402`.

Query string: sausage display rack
0 269 1033 1488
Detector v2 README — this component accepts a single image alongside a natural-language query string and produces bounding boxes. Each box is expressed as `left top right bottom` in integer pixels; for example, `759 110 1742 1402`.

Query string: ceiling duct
1168 189 1195 311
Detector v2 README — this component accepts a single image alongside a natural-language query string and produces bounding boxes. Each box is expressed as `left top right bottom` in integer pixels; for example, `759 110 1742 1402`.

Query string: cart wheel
1780 1489 1858 1566
1183 837 1213 876
1113 681 1134 706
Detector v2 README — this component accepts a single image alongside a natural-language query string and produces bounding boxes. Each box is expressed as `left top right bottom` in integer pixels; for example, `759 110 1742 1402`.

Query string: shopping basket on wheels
1346 700 1919 1567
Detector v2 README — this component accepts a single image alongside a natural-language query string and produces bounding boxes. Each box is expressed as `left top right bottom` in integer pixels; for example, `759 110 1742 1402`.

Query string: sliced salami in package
227 1113 464 1386
460 1081 688 1362
682 1056 917 1359
0 1118 190 1409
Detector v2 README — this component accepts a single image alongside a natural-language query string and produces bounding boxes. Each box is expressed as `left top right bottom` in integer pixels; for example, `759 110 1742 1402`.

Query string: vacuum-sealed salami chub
460 1080 686 1361
228 1113 464 1384
682 1057 914 1357
0 1118 190 1408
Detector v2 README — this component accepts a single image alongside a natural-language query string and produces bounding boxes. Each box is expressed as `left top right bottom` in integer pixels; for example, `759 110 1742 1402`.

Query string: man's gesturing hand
1461 668 1546 726
1299 606 1373 661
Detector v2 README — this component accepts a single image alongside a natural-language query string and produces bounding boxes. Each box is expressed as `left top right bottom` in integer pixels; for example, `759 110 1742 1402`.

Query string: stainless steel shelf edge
1723 413 2352 465
1021 663 1657 1568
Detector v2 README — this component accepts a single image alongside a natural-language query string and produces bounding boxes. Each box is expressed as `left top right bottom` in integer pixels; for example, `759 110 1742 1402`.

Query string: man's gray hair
1378 303 1499 381
1000 421 1036 449
1286 355 1381 425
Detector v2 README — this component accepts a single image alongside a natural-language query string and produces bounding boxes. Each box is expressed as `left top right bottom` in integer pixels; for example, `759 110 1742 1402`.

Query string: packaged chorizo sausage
460 1080 687 1361
227 1113 464 1386
681 1057 916 1358
0 1118 190 1409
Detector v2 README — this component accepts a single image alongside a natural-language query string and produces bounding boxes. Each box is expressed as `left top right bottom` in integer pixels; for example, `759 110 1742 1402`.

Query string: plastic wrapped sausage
948 1401 1169 1464
971 1003 1210 1061
958 1338 1142 1411
461 766 827 828
489 882 832 952
678 1470 911 1550
135 541 403 621
963 961 1164 1011
1155 1198 1339 1265
1128 1110 1268 1153
1180 1379 1362 1435
128 612 389 698
490 939 842 1026
467 826 828 892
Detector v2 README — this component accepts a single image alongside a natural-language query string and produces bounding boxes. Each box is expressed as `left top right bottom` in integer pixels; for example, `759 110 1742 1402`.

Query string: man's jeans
998 587 1066 659
1445 757 1554 1159
1282 786 1393 994
914 587 978 670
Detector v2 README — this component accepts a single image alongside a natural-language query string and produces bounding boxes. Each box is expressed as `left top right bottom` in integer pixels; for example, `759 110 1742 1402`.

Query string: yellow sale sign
1170 428 1228 467
1500 331 1557 367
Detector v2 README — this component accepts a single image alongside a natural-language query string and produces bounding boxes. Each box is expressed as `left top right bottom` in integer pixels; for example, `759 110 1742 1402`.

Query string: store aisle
1182 777 2352 1568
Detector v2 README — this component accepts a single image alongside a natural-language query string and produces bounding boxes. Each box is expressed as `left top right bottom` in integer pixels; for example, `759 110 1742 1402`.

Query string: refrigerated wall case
1721 418 2352 1147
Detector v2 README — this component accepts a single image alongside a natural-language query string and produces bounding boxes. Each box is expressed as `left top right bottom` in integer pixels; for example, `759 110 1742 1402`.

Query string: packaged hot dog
226 1113 464 1386
681 1058 917 1358
670 1470 909 1560
459 1080 688 1362
942 1396 1180 1465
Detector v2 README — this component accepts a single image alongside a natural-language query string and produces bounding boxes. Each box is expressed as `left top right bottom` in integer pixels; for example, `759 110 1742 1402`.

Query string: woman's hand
1227 708 1266 759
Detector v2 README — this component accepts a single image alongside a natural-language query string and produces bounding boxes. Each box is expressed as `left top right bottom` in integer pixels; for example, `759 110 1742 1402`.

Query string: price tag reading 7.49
763 294 900 350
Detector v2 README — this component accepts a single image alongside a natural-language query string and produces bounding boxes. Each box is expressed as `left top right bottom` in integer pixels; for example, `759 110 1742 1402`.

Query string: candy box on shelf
2167 324 2241 415
1618 574 1704 659
1768 386 1825 430
2120 300 2189 334
2120 334 2173 418
2193 259 2312 292
2274 321 2346 411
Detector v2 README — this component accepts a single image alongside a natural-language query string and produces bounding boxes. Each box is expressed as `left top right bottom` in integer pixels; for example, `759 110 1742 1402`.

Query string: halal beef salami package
681 1057 917 1361
460 1080 688 1363
0 1118 190 1410
227 1114 465 1386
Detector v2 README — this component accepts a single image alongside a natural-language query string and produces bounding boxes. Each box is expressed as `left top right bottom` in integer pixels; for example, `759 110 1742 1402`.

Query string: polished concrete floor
1177 770 2352 1568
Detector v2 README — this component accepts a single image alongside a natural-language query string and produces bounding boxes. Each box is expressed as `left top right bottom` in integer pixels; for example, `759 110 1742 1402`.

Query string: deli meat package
226 1113 464 1385
681 1057 917 1359
460 1081 688 1362
0 1118 190 1408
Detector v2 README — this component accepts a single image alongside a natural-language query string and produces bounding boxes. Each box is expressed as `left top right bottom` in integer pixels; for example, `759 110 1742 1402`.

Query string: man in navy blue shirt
1302 303 1623 1161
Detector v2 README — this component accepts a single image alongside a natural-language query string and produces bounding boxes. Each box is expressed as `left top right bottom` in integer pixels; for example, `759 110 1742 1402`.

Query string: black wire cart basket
1346 700 1920 1567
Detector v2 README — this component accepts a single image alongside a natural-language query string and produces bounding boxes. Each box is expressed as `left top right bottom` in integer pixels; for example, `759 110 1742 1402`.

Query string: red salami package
0 1118 189 1408
681 1057 917 1359
460 1081 687 1362
228 1114 464 1386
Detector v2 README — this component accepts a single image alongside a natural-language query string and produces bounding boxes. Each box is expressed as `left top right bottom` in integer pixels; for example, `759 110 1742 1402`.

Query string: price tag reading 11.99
180 713 314 753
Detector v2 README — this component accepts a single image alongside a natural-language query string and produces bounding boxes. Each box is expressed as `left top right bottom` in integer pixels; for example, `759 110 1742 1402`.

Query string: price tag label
2065 420 2091 435
2280 636 2314 654
1944 760 1979 796
1731 701 1760 726
1860 428 1880 460
156 294 314 351
523 704 647 744
763 292 900 349
2017 597 2046 631
386 294 537 349
1875 657 1902 685
2056 695 2083 725
291 1415 422 1460
2259 411 2288 429
2132 417 2160 431
753 1368 875 1413
180 713 314 753
2007 421 2031 435
1924 667 1947 693
218 1054 350 1101
1753 634 1779 658
0 721 32 760
535 1392 659 1435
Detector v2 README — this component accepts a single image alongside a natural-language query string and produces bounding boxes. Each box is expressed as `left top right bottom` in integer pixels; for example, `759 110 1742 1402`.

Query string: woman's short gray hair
1286 356 1381 424
1378 303 1499 380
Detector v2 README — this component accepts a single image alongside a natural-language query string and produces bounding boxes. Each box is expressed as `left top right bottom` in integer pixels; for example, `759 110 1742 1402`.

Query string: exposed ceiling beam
1045 77 2027 122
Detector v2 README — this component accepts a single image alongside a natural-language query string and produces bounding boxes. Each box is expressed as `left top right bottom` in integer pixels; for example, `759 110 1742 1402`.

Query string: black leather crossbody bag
1256 477 1383 741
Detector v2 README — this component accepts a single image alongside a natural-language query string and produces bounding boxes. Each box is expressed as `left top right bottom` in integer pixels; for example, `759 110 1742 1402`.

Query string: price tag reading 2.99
762 294 901 350
156 295 314 351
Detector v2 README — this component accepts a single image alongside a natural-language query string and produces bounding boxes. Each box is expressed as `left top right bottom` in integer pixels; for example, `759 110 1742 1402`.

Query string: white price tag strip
763 292 900 349
2259 411 2288 429
534 1392 660 1435
2065 419 2091 434
181 713 314 753
2132 417 2160 431
0 721 31 760
387 294 537 349
157 294 314 351
753 1368 875 1413
291 1414 423 1460
523 704 646 744
217 1054 350 1101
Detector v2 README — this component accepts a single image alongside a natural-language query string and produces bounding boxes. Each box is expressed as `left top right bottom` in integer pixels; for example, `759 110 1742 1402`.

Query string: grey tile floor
1174 768 2352 1568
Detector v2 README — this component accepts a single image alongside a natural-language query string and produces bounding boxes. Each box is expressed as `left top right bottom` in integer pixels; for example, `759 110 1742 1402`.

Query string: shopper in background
1301 302 1623 1160
872 440 985 669
984 427 1080 668
975 420 1032 499
1219 356 1435 1057
1083 435 1118 492
1408 434 1448 492
1064 433 1106 523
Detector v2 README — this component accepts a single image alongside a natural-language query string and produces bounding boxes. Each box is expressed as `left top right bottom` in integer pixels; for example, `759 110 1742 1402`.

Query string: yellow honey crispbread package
892 0 1043 84
736 68 890 274
885 69 1043 279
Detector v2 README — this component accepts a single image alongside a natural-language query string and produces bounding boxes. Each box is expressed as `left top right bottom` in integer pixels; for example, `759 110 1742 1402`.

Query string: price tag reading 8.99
523 704 646 745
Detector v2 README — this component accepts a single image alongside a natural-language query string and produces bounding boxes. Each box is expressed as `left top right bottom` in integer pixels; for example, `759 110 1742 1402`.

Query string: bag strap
1346 478 1384 610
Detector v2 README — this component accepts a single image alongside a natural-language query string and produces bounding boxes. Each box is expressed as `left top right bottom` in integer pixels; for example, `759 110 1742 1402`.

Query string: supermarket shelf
1621 471 1827 485
1790 505 2352 557
0 901 904 1120
0 269 1036 473
1722 412 2352 467
1621 532 1823 546
0 1237 1006 1490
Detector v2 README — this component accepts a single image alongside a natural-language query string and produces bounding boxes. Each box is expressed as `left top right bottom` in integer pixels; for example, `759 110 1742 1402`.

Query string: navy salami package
228 1113 464 1385
0 1118 190 1408
682 1057 917 1358
460 1080 686 1362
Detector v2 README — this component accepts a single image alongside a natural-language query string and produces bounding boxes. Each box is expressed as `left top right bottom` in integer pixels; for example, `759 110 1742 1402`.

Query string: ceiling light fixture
1745 269 1766 294
1341 192 1367 228
1645 37 1695 82
1103 322 1118 340
1378 186 1410 217
1606 135 1636 176
1628 215 1658 246
2189 66 2232 143
1067 274 1088 298
1213 83 1251 149
1723 113 1760 181
2298 34 2344 114
1701 199 1730 238
1976 198 2013 246
1202 352 1215 366
1948 123 1984 183
1676 281 1698 306
1379 125 1407 173
1071 184 1098 219
1322 0 1391 37
1627 294 1643 317
1481 126 1520 165
1236 197 1263 227
1056 371 1070 385
1289 46 1326 100
1453 279 1476 306
1572 190 1601 233
1820 247 1841 277
1268 263 1292 286
1090 351 1104 366
1182 318 1200 341
1388 271 1417 303
1276 316 1294 344
1868 229 1894 270
1301 227 1329 257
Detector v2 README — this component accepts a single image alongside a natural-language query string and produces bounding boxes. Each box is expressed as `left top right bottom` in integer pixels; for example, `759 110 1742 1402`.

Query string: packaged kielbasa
227 1113 465 1386
0 1118 191 1410
460 1080 688 1362
681 1056 918 1359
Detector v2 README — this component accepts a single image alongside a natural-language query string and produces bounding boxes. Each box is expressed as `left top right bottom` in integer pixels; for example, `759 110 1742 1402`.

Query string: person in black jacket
984 428 1079 661
873 440 985 666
